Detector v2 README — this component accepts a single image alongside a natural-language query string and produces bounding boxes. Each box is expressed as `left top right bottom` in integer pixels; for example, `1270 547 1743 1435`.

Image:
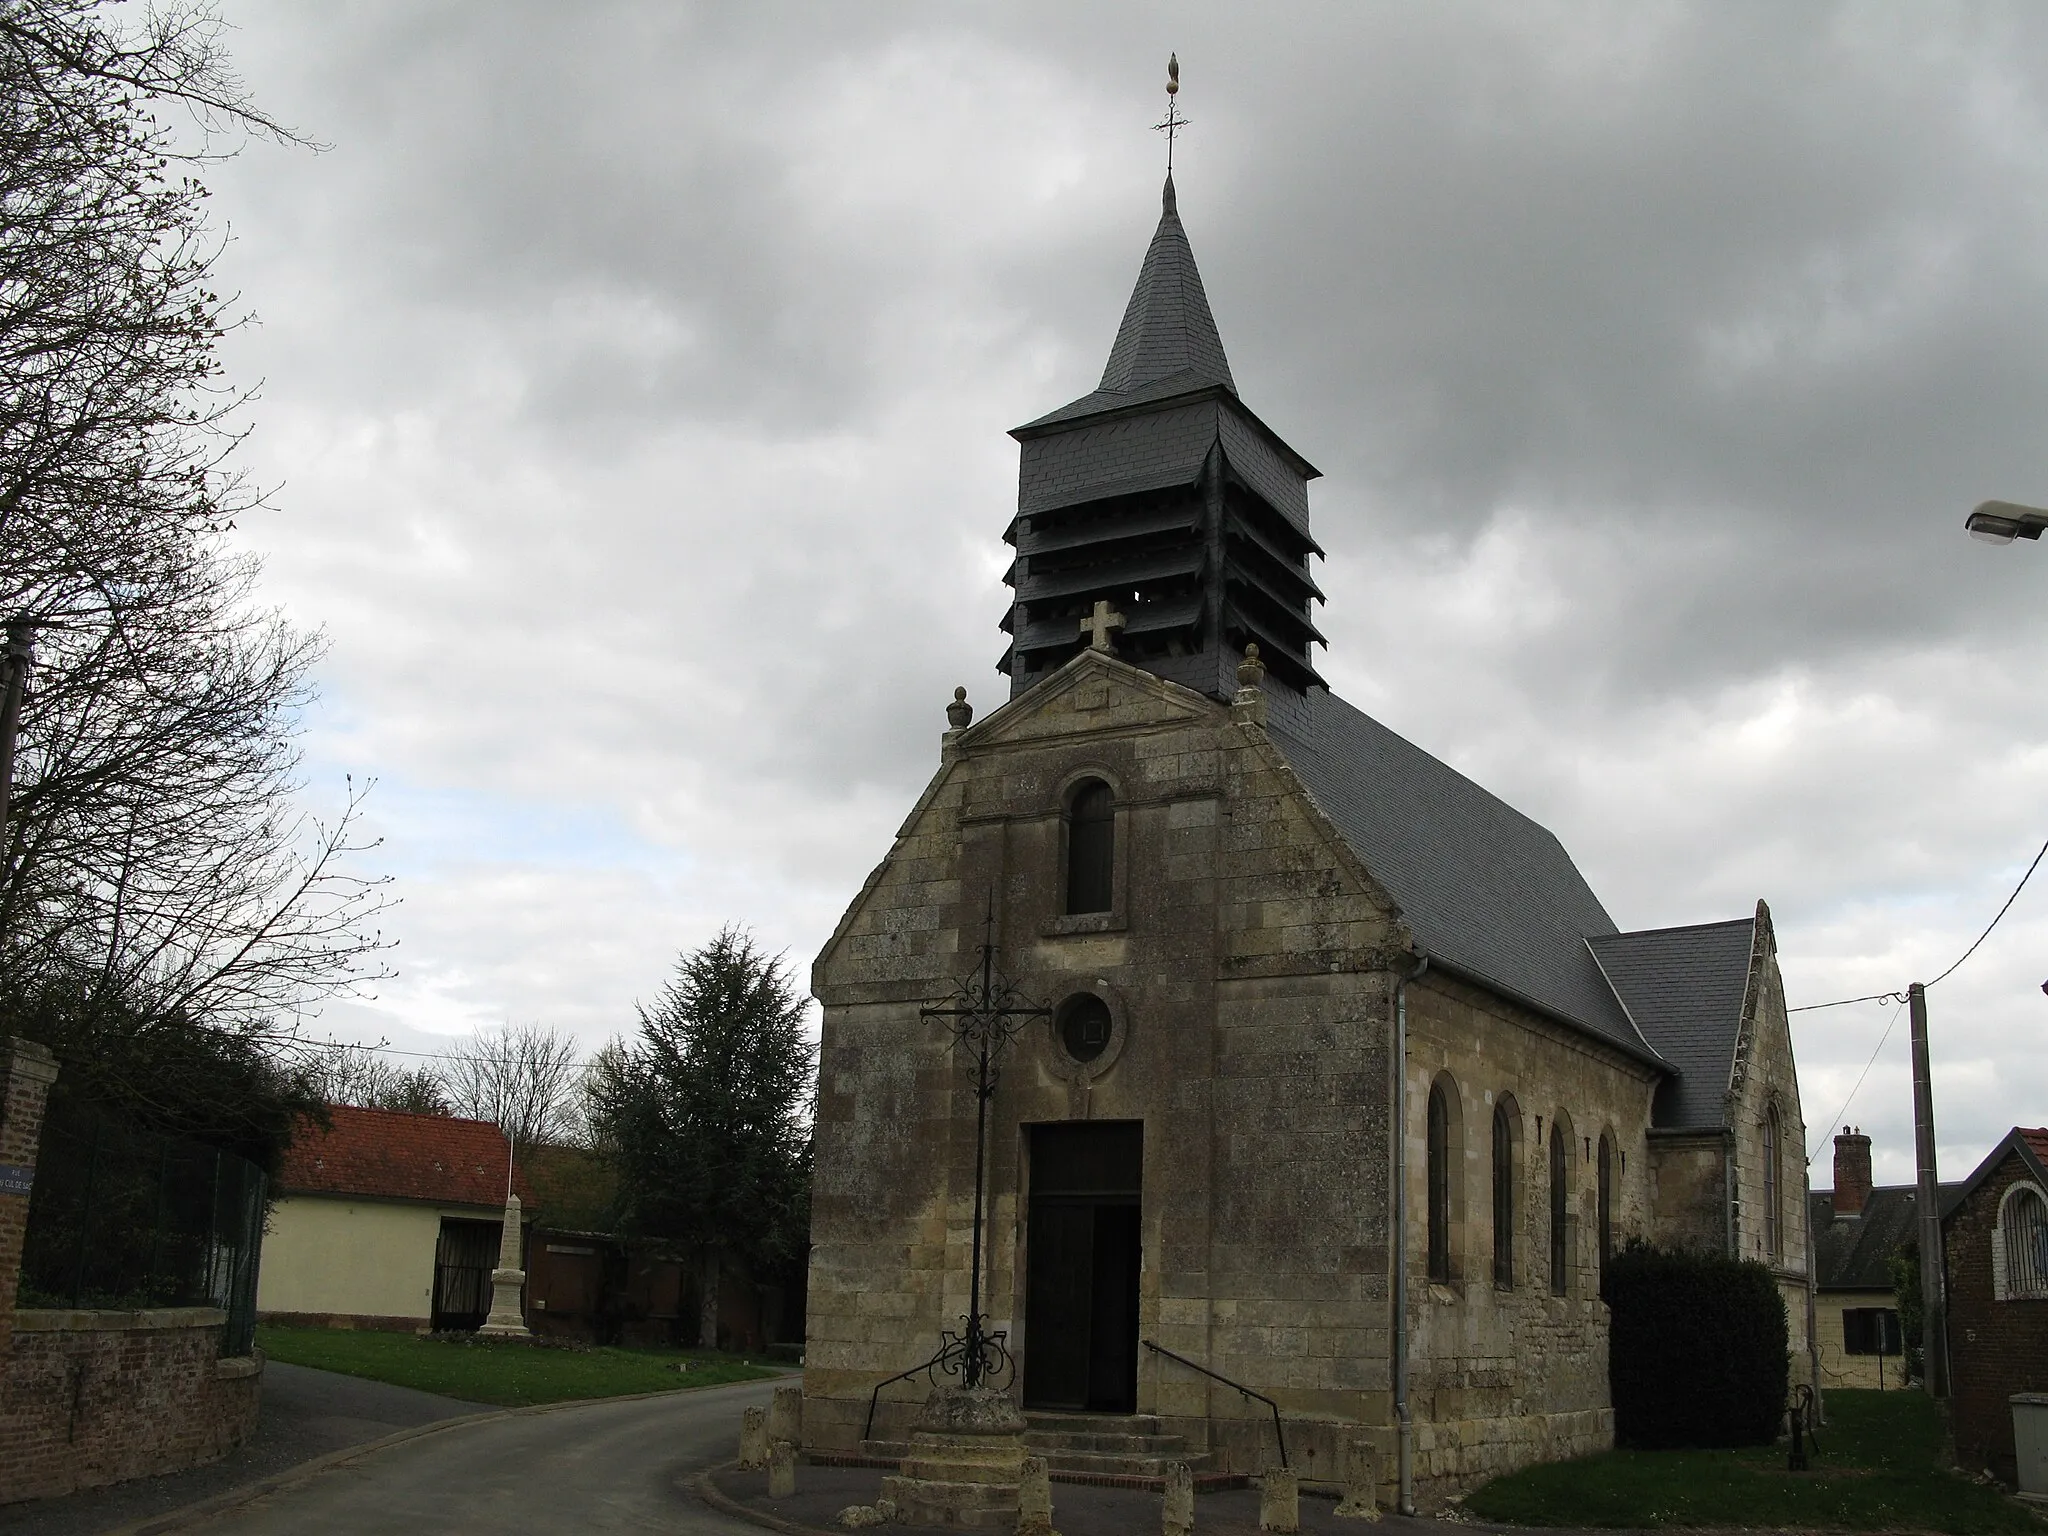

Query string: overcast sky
199 1 2048 1190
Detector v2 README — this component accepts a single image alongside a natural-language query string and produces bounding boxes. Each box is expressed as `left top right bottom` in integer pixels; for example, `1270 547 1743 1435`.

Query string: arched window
1064 779 1114 915
1427 1082 1452 1283
1549 1120 1570 1295
1491 1099 1517 1290
1597 1133 1615 1278
1996 1183 2048 1301
1763 1108 1782 1260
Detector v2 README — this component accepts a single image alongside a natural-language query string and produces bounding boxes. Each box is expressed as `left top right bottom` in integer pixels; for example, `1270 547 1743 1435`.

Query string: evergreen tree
590 927 814 1348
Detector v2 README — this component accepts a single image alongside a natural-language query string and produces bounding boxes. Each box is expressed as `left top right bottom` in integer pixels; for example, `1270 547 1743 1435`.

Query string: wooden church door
1023 1121 1142 1413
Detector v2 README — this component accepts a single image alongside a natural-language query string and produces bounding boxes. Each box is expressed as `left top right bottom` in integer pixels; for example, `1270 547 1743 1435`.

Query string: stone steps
843 1411 1243 1493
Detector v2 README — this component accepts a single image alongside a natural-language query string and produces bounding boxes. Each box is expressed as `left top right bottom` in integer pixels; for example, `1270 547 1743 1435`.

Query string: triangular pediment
961 647 1218 750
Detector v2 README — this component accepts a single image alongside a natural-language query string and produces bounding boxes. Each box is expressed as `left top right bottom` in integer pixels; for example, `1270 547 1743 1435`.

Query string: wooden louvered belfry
1001 175 1326 734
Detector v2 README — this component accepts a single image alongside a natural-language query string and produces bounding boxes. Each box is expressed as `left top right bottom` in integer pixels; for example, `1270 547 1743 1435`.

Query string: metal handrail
864 1347 946 1444
1141 1338 1288 1469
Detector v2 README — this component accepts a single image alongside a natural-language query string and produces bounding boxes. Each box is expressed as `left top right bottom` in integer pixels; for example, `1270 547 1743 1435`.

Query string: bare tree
300 1044 450 1116
442 1024 584 1151
0 1 391 1060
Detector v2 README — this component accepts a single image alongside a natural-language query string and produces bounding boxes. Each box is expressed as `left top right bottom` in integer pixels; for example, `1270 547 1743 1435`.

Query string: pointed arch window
1491 1099 1516 1290
1763 1108 1783 1260
1549 1121 1570 1295
1064 779 1115 915
1426 1082 1452 1283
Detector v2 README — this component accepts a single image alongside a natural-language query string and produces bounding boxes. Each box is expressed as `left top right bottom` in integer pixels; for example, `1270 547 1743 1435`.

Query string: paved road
0 1363 479 1536
185 1376 774 1535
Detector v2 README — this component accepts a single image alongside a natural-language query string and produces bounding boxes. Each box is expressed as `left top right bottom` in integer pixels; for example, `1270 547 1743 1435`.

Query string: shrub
1605 1241 1789 1448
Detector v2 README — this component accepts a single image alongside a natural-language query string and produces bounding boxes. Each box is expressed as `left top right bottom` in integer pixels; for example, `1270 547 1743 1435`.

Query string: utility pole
1908 981 1949 1397
0 619 34 847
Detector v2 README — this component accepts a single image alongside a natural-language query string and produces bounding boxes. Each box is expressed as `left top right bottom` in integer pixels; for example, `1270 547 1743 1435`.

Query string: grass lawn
255 1325 780 1408
1465 1389 2044 1534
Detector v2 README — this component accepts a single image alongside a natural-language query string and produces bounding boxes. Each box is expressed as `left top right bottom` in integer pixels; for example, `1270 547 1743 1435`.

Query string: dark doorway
431 1218 500 1331
1023 1121 1142 1413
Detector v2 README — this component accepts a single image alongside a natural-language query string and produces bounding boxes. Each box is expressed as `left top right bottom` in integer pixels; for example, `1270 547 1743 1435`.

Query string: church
802 170 1811 1509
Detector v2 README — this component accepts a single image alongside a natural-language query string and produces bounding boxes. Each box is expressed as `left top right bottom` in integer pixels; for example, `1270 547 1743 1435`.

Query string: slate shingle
1589 920 1756 1130
1271 691 1659 1065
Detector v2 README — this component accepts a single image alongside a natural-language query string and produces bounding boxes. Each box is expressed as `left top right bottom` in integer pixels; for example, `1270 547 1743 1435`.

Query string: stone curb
689 1460 843 1536
102 1374 775 1536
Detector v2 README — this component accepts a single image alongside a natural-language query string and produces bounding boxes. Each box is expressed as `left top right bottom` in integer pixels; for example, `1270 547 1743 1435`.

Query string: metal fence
17 1102 266 1356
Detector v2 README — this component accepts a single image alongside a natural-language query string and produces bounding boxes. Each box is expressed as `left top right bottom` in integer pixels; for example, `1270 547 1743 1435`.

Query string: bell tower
1000 173 1326 735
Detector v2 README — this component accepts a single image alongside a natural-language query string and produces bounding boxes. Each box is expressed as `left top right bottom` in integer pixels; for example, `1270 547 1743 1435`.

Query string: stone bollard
769 1383 804 1446
738 1404 769 1469
1017 1455 1058 1536
1258 1467 1299 1534
1161 1460 1194 1536
1333 1440 1380 1521
768 1438 797 1499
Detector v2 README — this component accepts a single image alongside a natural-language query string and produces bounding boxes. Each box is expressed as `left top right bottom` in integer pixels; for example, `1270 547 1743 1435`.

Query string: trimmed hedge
1605 1241 1789 1448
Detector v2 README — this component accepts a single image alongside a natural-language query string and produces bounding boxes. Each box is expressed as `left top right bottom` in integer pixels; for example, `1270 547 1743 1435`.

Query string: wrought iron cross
919 896 1050 1391
1153 53 1187 172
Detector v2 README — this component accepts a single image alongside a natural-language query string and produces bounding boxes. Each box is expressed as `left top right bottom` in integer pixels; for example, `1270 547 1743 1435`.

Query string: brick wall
0 1038 59 1362
0 1308 261 1504
1945 1150 2048 1482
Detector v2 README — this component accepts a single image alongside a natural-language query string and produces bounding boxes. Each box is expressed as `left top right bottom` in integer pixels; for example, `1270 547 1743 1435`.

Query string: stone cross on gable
1079 600 1126 652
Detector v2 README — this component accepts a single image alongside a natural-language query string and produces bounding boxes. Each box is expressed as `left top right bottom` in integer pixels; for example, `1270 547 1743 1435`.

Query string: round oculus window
1058 994 1113 1063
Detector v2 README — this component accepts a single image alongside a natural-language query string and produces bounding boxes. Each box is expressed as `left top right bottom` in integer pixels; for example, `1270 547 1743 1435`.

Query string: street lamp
1964 500 2048 544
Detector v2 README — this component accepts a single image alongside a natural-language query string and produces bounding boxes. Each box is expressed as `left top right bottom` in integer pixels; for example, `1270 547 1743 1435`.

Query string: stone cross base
477 1268 531 1337
878 1387 1026 1530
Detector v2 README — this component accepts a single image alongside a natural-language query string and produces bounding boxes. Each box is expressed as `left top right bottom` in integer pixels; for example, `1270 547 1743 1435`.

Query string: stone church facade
804 176 1810 1508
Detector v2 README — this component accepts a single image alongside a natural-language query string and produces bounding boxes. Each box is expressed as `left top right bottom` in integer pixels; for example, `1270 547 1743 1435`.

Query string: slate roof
1942 1127 2048 1218
1271 690 1662 1066
1808 1184 1938 1290
1022 175 1234 432
278 1105 530 1208
1589 919 1757 1130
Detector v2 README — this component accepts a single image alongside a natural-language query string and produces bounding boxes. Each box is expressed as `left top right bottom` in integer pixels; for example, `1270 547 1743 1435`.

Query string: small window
1763 1108 1782 1260
1427 1083 1451 1284
1549 1121 1569 1295
1597 1132 1615 1277
1491 1099 1516 1290
1842 1307 1902 1356
1065 779 1115 915
1056 994 1113 1063
2000 1184 2048 1300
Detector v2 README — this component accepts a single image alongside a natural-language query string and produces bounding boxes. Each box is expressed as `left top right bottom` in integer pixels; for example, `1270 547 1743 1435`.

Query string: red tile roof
278 1105 534 1208
2023 1129 2048 1167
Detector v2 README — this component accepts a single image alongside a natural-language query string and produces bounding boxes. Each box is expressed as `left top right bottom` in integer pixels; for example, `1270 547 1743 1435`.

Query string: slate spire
1004 176 1326 724
1096 175 1235 399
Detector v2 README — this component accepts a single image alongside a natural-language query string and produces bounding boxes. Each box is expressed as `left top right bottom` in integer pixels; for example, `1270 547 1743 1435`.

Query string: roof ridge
1595 916 1757 942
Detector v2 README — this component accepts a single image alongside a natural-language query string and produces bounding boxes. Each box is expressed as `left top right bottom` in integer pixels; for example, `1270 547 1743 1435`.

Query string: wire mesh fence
18 1101 266 1355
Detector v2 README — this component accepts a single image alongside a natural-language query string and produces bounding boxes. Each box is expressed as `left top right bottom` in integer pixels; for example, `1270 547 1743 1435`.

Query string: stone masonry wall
1723 906 1812 1362
1401 969 1661 1499
1945 1150 2048 1483
807 654 1407 1477
0 1309 261 1504
1646 1133 1727 1254
808 653 1674 1508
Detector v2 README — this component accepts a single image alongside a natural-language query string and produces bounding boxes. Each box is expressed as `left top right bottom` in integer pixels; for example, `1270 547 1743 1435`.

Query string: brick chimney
1832 1126 1873 1217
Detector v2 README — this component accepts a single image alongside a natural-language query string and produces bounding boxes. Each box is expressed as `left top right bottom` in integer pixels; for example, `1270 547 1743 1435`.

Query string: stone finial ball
1236 643 1267 688
946 686 974 730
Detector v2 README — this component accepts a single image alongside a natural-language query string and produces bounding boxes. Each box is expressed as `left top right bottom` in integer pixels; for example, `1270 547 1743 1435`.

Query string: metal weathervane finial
1153 52 1187 172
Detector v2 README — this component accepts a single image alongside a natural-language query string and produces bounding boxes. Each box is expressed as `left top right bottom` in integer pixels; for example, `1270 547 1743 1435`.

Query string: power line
1787 831 2048 1014
1804 994 1907 1166
1926 833 2048 988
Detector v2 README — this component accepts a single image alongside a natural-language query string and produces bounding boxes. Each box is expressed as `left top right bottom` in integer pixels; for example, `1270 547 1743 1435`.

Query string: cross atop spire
1153 53 1187 174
